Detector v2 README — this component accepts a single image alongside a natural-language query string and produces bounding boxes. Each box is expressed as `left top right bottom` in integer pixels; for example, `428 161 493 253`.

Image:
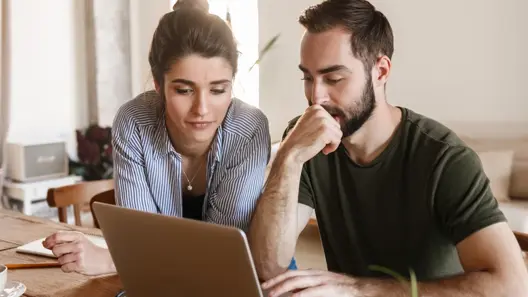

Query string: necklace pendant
187 185 193 191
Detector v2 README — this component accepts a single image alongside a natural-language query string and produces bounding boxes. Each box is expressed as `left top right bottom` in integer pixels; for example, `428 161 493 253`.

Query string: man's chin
341 121 363 139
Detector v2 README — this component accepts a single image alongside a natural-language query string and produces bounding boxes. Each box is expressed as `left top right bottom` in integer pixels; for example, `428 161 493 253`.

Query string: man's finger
322 143 339 155
262 270 325 289
322 127 342 155
292 284 335 297
268 275 333 297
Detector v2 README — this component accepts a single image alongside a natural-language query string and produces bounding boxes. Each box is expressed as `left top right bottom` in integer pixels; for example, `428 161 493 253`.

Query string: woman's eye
176 88 193 95
211 89 226 95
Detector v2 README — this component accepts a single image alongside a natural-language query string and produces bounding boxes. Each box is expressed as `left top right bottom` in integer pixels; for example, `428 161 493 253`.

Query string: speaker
6 141 68 182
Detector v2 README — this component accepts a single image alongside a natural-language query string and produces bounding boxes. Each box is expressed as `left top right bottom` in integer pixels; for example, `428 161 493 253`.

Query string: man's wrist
274 148 303 173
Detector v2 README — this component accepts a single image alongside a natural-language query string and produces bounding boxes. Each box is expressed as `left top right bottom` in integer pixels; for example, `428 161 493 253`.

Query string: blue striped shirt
111 90 271 232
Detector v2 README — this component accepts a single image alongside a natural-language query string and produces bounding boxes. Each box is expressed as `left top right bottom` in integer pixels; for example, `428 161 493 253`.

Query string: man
248 0 528 296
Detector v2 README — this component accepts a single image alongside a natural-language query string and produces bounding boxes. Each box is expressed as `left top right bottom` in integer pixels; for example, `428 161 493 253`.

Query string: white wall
6 0 89 157
129 0 171 97
5 0 170 158
259 0 528 142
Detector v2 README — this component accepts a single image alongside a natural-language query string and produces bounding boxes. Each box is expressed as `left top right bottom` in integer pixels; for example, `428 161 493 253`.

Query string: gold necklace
182 158 205 191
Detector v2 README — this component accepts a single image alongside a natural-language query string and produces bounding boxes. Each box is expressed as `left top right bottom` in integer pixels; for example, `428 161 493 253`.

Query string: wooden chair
89 189 115 228
46 179 114 226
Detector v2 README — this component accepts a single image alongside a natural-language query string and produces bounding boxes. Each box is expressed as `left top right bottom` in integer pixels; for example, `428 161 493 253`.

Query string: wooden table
0 209 122 297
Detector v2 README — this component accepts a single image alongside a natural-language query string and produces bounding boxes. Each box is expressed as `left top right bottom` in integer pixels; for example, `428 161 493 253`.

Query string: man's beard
319 76 376 138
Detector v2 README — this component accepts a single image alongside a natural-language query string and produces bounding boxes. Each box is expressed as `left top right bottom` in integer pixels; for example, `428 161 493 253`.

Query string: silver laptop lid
92 202 264 297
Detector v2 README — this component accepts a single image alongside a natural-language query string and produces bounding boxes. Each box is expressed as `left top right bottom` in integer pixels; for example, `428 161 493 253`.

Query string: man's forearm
352 271 515 297
249 152 303 280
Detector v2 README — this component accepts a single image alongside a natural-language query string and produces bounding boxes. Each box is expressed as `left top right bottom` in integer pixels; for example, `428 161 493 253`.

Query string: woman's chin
187 129 217 144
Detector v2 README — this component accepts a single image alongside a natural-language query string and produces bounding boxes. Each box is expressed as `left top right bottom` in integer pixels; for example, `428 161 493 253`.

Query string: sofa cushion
510 148 528 199
475 150 514 202
460 136 528 200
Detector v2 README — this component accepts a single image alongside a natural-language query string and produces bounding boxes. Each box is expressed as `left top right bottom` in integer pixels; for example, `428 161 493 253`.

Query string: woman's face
158 54 234 144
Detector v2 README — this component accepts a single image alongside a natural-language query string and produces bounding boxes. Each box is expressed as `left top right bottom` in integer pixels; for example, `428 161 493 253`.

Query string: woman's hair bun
172 0 209 13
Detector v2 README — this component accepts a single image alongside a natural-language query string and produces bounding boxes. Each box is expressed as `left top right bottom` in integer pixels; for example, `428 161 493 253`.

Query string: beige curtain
0 0 11 206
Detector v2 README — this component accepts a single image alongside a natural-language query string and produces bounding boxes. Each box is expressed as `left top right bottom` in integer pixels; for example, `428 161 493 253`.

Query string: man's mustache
320 104 347 120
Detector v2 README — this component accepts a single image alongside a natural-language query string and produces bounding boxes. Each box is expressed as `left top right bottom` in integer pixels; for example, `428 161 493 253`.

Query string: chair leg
73 205 83 227
58 207 68 224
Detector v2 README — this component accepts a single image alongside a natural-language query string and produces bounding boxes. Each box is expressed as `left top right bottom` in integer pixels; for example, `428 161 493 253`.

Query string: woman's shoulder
113 90 163 128
223 98 269 139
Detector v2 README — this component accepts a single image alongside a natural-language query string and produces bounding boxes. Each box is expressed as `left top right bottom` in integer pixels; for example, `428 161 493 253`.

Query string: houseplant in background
224 5 281 73
69 124 113 181
249 33 280 72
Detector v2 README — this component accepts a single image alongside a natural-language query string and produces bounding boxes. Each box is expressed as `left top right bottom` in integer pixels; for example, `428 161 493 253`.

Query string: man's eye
325 78 344 85
301 76 313 82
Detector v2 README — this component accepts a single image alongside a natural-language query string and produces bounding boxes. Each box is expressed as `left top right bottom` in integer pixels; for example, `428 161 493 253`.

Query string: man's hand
42 231 115 276
262 270 357 297
281 105 342 164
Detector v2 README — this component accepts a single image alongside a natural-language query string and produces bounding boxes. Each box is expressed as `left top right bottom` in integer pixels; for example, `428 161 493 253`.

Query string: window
169 0 260 107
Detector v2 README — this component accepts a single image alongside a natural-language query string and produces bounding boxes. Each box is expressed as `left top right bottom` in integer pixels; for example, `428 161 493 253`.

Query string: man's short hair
299 0 394 71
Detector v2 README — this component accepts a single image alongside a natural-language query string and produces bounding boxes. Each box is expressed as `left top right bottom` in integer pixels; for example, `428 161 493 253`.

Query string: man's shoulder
113 90 163 128
222 98 269 140
402 107 467 148
401 107 482 175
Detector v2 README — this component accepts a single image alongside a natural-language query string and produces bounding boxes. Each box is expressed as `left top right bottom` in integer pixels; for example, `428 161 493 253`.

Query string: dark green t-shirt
284 107 506 281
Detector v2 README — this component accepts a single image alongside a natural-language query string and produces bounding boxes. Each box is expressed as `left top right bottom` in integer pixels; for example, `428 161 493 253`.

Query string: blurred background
0 0 527 269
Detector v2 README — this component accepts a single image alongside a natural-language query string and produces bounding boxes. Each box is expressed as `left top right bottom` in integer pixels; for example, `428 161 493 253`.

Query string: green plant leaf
249 33 280 72
368 265 419 297
409 268 418 297
368 265 407 284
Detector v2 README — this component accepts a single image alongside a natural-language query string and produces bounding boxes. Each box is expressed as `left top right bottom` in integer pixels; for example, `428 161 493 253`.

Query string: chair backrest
90 189 115 228
46 179 114 226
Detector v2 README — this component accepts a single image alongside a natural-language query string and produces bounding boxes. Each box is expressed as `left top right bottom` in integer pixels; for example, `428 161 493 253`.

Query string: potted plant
69 124 113 181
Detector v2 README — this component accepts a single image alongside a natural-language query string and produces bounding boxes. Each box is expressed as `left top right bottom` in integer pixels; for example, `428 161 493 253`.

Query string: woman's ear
154 80 161 94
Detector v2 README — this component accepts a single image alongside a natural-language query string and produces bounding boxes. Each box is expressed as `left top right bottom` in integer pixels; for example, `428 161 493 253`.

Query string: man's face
300 27 375 138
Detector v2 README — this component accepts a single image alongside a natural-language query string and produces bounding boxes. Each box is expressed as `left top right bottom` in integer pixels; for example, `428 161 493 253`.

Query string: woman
42 0 295 276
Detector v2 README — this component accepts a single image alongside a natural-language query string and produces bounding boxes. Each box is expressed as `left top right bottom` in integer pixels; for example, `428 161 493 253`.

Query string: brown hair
299 0 394 71
148 1 237 94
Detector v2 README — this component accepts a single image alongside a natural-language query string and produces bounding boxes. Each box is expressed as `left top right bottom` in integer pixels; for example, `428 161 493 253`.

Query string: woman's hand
42 231 116 276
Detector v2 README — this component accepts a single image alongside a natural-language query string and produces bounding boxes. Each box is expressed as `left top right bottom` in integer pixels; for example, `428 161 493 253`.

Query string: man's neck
342 102 402 165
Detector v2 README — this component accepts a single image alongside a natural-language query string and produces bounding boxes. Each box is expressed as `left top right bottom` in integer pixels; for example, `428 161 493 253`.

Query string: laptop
92 202 287 297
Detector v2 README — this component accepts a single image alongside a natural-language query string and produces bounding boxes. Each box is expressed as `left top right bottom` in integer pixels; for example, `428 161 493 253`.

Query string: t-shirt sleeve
281 117 315 209
298 167 315 209
431 145 507 245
